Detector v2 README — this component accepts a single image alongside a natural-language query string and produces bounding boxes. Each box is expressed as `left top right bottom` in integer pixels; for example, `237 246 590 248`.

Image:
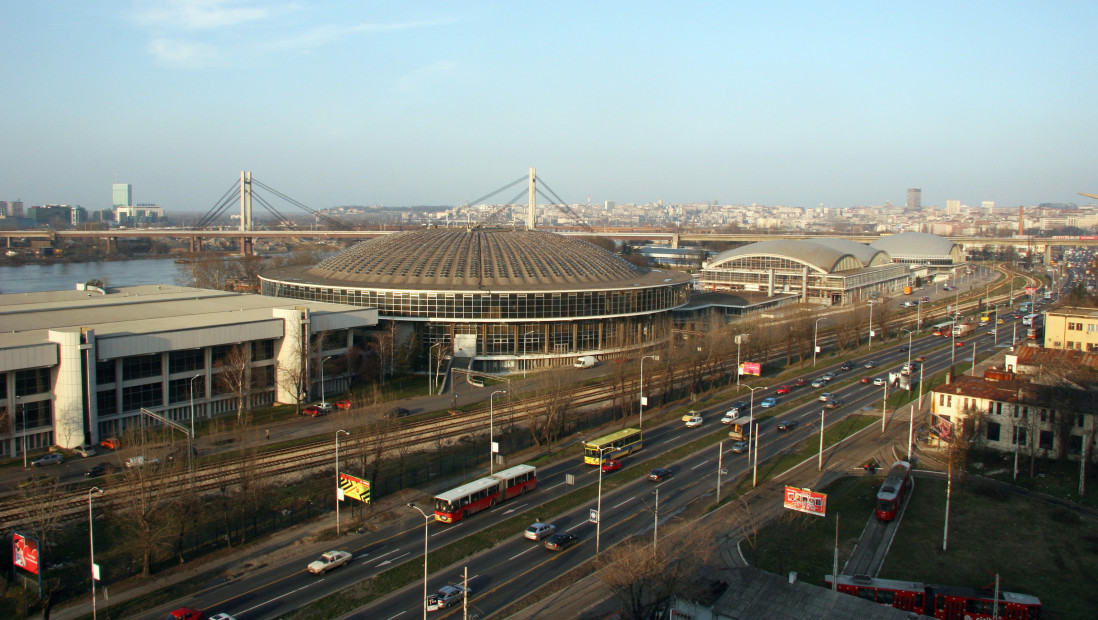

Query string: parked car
74 444 97 458
315 402 334 414
335 399 352 410
524 522 557 541
307 550 352 574
720 410 739 424
730 441 749 453
427 585 470 611
759 397 777 408
31 453 63 467
543 532 578 551
825 399 843 409
301 406 323 417
777 421 798 432
99 438 121 450
600 459 622 473
685 415 704 428
681 410 700 422
818 393 835 402
775 385 791 395
648 468 674 481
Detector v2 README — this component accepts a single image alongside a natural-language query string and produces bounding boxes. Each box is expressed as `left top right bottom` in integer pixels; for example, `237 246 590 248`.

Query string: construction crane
1079 193 1098 200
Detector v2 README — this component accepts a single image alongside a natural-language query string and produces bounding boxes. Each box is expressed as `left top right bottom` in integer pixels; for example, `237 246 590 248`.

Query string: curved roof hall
706 238 892 274
869 232 962 260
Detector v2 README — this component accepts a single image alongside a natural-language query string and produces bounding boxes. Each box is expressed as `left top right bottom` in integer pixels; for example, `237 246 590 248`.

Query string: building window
123 354 162 381
122 382 163 412
1069 435 1083 455
96 390 117 416
15 368 50 397
1039 430 1054 450
1013 426 1027 447
996 402 1002 415
253 339 275 361
986 422 1001 442
169 349 204 374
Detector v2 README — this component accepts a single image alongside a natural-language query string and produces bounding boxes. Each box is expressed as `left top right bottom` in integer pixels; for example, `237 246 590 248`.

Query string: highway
161 300 1030 620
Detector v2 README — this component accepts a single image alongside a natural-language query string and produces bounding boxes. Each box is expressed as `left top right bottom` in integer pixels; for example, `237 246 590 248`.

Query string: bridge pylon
240 171 253 232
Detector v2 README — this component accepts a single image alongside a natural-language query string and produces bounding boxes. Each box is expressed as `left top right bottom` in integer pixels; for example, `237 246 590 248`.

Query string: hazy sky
3 1 1097 213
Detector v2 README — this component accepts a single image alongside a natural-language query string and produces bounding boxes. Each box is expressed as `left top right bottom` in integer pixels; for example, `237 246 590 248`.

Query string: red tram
826 574 1042 620
875 460 912 521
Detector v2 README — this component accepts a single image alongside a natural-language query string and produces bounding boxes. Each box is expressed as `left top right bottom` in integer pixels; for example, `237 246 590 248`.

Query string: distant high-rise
906 188 921 209
946 199 961 215
112 183 132 208
982 200 995 215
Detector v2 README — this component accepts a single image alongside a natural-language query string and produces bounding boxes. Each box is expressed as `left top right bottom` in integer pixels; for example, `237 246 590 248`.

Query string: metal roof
869 232 961 260
706 238 891 274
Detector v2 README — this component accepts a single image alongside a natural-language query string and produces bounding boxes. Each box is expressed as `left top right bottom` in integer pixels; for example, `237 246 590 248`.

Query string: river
0 258 188 294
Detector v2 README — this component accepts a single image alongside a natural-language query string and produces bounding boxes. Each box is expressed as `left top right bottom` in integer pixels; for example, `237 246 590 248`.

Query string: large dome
291 227 677 291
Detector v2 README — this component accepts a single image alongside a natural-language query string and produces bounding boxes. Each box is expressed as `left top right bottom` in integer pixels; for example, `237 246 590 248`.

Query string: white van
574 356 598 369
125 455 160 469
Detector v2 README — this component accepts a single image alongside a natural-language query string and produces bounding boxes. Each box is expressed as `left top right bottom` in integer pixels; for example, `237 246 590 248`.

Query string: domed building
259 227 693 372
869 231 965 276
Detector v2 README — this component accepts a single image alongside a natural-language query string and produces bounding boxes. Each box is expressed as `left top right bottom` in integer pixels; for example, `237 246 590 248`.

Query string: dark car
899 345 908 353
386 407 411 419
839 362 854 371
825 399 843 409
543 532 578 551
648 468 674 482
777 421 798 432
84 463 113 478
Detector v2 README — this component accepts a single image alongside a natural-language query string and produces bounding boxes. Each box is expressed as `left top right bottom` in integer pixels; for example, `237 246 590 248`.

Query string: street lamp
408 503 431 620
428 342 444 395
812 318 827 367
744 384 768 463
818 409 826 471
335 429 350 535
639 355 660 431
867 300 877 350
735 334 748 385
591 444 613 557
18 398 26 469
881 380 889 433
88 486 104 620
902 329 915 370
489 390 506 474
318 355 334 407
188 374 202 478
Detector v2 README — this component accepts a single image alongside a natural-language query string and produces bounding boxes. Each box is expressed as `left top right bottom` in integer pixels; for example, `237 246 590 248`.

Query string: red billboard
739 362 762 376
338 472 372 504
783 486 827 517
13 533 39 575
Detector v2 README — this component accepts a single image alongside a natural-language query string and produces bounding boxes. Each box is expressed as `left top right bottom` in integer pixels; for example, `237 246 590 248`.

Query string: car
74 444 97 458
818 393 835 402
524 522 557 541
125 455 160 468
810 378 827 388
825 399 843 409
84 463 113 478
821 372 836 381
685 415 704 428
955 341 965 347
776 420 798 432
873 377 886 386
727 402 748 415
863 360 877 368
730 441 749 454
543 532 579 551
860 376 871 384
839 362 854 371
720 410 739 424
315 402 334 414
31 453 63 466
899 345 908 353
208 614 237 620
301 406 323 417
427 584 470 611
681 410 700 422
164 608 203 620
915 355 927 362
334 399 352 410
997 318 1005 325
601 459 622 473
793 378 808 387
307 550 352 574
99 438 121 450
386 407 412 419
648 468 674 481
921 296 930 302
775 385 791 395
759 397 777 408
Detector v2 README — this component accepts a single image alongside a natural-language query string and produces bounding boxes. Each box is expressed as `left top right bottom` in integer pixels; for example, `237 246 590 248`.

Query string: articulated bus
583 428 643 465
1022 313 1040 326
931 321 954 337
433 464 537 523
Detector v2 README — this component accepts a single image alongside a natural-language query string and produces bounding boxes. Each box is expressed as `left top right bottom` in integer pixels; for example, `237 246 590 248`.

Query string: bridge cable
536 177 592 231
251 179 352 230
483 189 531 225
461 175 528 210
195 180 242 230
250 192 299 230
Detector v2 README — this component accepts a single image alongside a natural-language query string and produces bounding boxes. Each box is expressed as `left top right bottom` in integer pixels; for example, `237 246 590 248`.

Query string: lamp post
19 398 26 469
408 503 431 620
594 445 612 556
812 318 827 367
902 329 914 371
639 355 659 431
489 390 506 474
735 334 748 385
428 342 444 395
335 429 350 535
88 486 104 620
867 301 876 350
881 380 888 433
818 409 826 471
318 355 333 407
521 330 538 378
745 384 767 463
188 374 202 478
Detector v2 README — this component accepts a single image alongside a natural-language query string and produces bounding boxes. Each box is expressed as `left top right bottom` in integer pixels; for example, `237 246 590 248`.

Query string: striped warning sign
338 472 371 504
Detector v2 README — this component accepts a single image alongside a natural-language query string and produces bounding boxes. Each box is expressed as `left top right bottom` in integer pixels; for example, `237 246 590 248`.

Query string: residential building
1043 308 1098 351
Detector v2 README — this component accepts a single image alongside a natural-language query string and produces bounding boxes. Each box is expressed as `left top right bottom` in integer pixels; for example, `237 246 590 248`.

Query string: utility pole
653 488 659 554
943 444 953 552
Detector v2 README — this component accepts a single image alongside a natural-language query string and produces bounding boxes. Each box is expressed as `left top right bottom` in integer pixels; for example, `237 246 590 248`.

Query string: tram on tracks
433 464 537 523
875 460 912 521
826 574 1042 619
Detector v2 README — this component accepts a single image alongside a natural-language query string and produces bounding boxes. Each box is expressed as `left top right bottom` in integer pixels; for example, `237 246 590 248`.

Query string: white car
524 522 556 541
427 585 470 611
685 415 703 428
209 615 237 620
74 444 97 458
818 393 835 402
810 378 827 388
720 410 739 424
873 377 887 386
307 550 352 574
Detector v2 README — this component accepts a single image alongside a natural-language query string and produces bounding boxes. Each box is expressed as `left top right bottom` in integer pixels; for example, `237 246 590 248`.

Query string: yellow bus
979 311 992 323
583 428 643 465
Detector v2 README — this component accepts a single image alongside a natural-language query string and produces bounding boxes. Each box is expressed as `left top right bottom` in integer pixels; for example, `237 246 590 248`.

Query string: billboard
931 413 955 442
13 533 39 575
739 362 762 376
338 472 372 504
783 486 827 517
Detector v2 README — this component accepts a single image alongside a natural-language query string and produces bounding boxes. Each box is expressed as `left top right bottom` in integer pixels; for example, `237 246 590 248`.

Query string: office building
906 188 921 209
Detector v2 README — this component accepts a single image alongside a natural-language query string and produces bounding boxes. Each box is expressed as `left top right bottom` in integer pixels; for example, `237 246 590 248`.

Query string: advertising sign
931 413 955 442
1024 286 1037 295
783 486 827 517
13 533 39 575
740 362 762 376
338 472 372 504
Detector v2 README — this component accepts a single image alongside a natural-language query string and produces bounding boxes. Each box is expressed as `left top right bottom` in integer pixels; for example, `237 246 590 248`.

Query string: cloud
133 0 277 31
148 37 218 67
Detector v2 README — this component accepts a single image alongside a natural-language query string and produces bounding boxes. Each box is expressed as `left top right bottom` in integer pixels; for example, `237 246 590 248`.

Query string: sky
3 1 1097 213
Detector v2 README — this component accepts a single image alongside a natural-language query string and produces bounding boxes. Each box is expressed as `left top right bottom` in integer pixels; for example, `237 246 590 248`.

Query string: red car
793 378 808 387
164 608 203 620
301 406 324 417
335 399 352 410
775 385 791 395
601 459 622 473
955 341 965 347
860 376 871 384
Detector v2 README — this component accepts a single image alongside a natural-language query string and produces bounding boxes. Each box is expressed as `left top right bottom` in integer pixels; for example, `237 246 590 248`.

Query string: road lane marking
508 546 536 561
432 523 459 537
237 582 316 615
690 460 710 470
497 502 528 514
611 496 635 510
384 611 407 620
376 552 410 567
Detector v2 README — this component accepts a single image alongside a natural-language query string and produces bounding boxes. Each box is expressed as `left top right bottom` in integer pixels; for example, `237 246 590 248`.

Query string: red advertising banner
1024 286 1037 295
13 532 39 575
740 362 762 376
783 486 827 517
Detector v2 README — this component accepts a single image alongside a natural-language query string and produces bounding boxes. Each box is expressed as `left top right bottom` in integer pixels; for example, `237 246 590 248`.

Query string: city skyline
3 2 1097 211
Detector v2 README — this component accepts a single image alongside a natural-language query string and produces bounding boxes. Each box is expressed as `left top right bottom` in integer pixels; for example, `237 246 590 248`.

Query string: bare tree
109 455 179 576
529 367 574 449
214 344 251 425
17 476 67 549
